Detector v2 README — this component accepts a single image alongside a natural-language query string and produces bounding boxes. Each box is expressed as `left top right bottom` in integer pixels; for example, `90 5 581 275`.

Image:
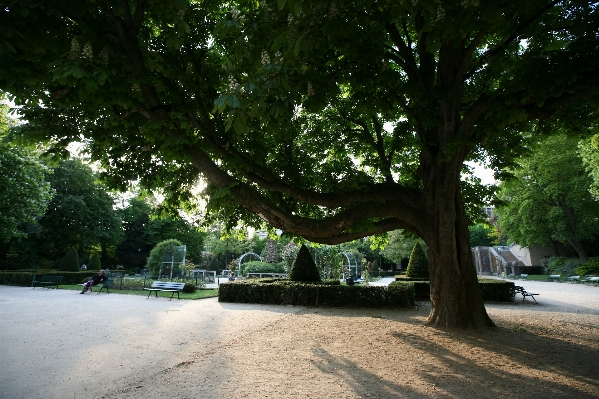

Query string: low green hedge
393 276 515 301
219 279 415 308
0 271 100 286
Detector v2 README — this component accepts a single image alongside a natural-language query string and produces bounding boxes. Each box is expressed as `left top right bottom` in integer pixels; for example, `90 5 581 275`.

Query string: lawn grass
61 284 219 300
511 274 563 282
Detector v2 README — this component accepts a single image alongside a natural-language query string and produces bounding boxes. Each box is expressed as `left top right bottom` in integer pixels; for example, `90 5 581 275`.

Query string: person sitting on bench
80 270 107 294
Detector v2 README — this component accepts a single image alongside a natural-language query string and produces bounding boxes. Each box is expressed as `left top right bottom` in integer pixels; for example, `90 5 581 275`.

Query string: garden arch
341 252 362 278
236 252 263 276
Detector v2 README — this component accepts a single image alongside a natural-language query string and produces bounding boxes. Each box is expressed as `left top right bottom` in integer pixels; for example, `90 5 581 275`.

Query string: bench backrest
40 276 63 282
102 278 114 286
549 274 560 278
520 274 528 277
150 281 185 290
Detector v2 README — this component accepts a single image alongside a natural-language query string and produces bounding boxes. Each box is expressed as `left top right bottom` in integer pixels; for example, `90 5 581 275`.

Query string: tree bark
421 158 495 329
568 238 588 262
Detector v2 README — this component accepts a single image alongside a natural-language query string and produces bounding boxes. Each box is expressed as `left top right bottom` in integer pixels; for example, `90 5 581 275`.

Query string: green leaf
278 0 287 11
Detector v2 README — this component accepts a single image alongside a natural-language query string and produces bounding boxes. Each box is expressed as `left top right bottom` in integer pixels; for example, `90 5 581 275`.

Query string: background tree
469 224 494 247
0 99 53 263
88 252 101 270
60 247 79 272
146 238 183 276
579 133 599 200
0 145 52 244
114 197 152 270
3 1 599 328
381 230 424 268
496 134 599 261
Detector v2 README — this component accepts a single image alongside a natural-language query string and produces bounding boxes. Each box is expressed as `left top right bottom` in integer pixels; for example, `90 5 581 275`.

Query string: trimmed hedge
393 276 515 301
219 279 415 308
0 271 101 286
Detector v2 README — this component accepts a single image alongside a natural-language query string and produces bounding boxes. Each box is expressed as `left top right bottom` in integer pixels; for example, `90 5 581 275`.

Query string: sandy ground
1 279 598 399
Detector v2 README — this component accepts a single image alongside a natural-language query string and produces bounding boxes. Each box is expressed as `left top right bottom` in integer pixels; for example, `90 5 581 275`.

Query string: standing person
80 270 107 294
228 272 235 281
80 263 87 270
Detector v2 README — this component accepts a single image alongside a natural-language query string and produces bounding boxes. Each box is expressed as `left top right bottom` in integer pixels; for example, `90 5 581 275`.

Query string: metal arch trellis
160 245 186 280
236 252 263 276
341 252 361 278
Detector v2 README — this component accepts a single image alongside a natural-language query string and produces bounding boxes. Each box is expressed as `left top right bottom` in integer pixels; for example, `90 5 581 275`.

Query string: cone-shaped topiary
60 247 79 272
288 244 321 282
405 242 429 280
88 252 101 270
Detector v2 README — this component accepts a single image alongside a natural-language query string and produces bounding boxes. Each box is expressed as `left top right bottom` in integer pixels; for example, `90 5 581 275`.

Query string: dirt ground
1 280 599 399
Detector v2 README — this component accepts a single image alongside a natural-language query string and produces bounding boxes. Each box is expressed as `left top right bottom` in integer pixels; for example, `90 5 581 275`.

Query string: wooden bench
567 275 580 283
32 275 63 289
548 274 561 282
518 274 528 280
513 286 539 303
144 281 185 300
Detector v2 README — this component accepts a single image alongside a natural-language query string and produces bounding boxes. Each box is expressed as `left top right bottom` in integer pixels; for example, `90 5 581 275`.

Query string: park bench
246 272 288 278
32 275 63 289
144 281 185 300
583 276 599 286
91 278 114 294
548 274 561 282
513 286 539 303
567 275 580 283
518 274 528 280
507 273 515 279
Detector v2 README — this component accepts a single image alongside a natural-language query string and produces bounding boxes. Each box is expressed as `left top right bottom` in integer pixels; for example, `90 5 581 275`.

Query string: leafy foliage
146 239 183 276
60 247 79 272
574 257 599 276
88 252 101 270
496 134 599 260
469 224 494 247
288 244 321 282
545 257 583 277
0 144 52 244
579 133 599 200
241 260 285 276
405 242 429 280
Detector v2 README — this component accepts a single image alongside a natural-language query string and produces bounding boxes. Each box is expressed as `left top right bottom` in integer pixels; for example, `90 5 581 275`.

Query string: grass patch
516 274 562 282
60 285 219 300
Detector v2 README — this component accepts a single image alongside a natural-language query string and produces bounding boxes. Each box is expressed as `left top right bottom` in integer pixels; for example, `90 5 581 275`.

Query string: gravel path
1 280 598 399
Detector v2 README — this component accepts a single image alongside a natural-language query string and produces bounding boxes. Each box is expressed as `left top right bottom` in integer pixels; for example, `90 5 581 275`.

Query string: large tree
2 0 599 328
496 134 599 261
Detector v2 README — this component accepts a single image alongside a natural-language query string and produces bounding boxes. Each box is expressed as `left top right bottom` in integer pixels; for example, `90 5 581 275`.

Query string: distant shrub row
394 277 515 301
219 279 415 308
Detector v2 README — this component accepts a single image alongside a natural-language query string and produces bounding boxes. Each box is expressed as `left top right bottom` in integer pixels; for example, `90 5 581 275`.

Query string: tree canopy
496 134 599 261
2 0 599 328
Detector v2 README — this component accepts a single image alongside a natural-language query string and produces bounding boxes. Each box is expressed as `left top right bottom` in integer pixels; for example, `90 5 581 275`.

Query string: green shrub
146 239 183 276
88 252 101 270
288 244 321 282
183 283 196 293
574 257 599 276
546 257 582 276
219 279 414 308
60 248 79 272
405 242 428 279
241 261 285 276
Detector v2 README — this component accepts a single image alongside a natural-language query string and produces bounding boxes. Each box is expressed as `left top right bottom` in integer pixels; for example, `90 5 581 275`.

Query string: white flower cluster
307 82 315 97
82 42 93 60
461 0 479 6
329 3 338 16
260 1 272 13
231 6 240 19
261 50 270 66
177 9 185 19
228 75 239 91
274 51 283 63
69 37 80 60
435 6 445 22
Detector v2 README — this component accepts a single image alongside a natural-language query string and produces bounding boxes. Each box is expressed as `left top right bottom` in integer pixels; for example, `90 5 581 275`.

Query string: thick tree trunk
568 238 588 262
422 162 495 329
